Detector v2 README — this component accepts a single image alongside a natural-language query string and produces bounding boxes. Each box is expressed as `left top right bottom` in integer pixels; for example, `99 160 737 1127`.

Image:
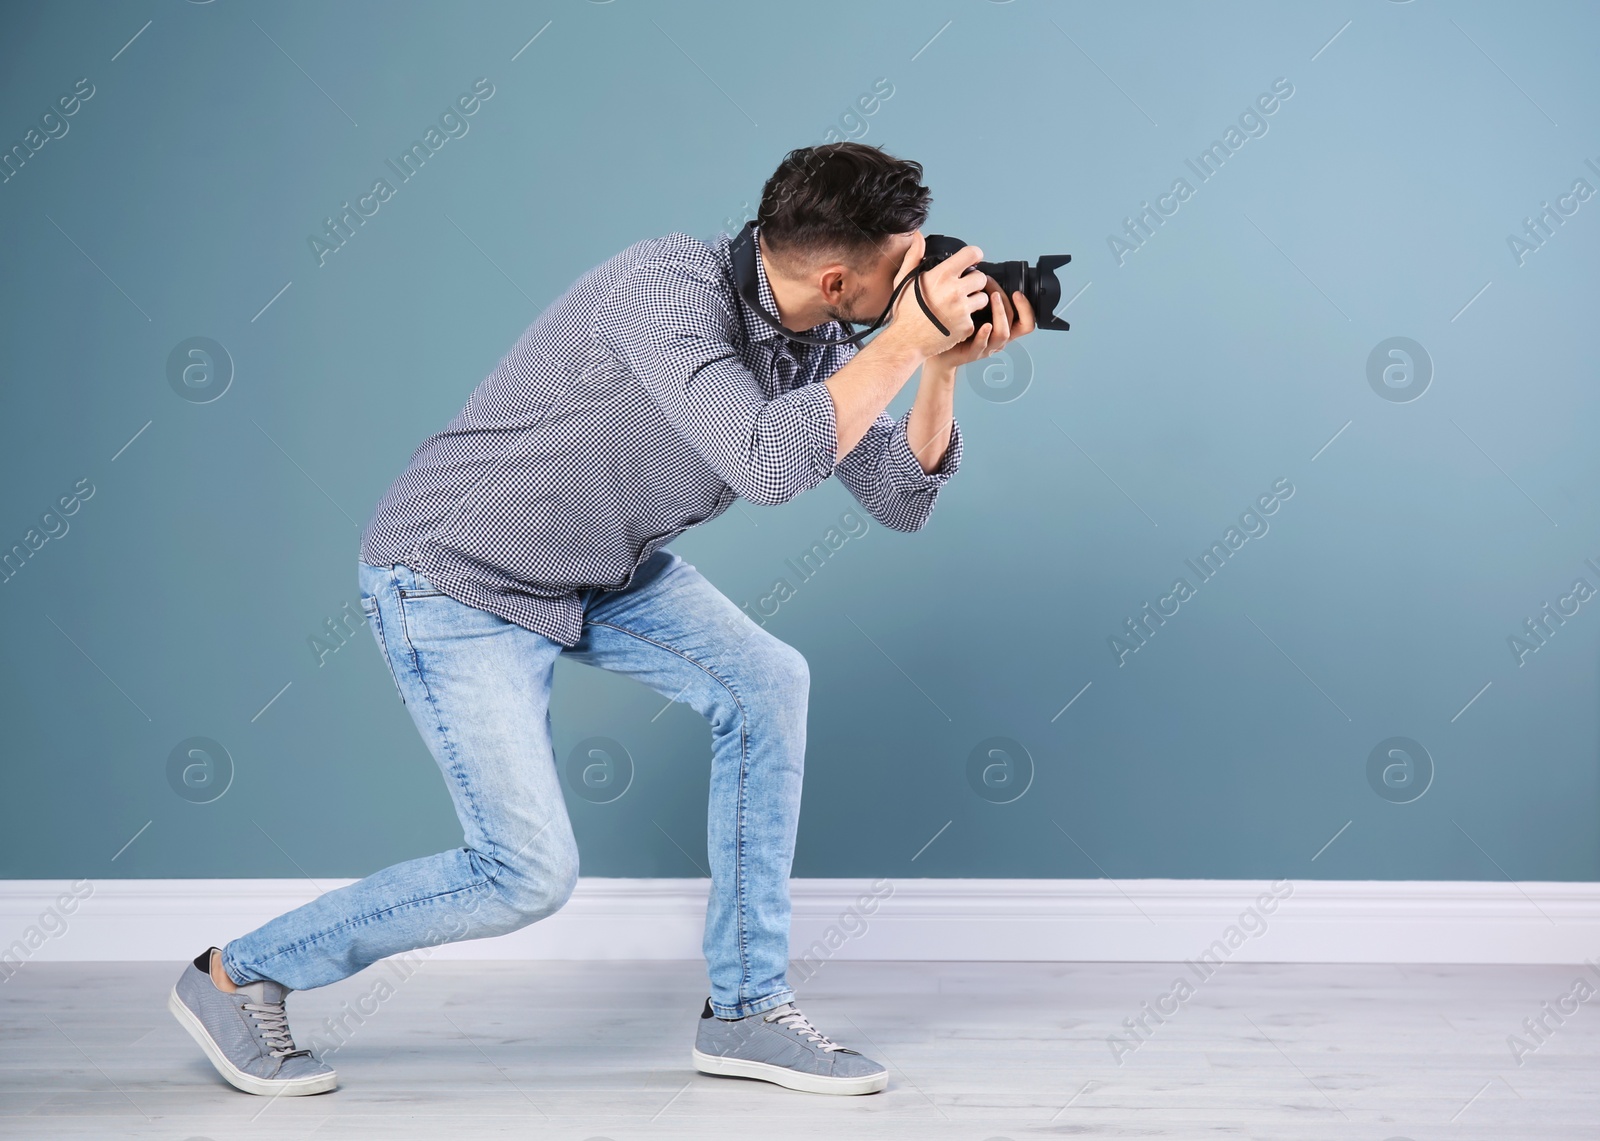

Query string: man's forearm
906 357 956 474
822 327 928 461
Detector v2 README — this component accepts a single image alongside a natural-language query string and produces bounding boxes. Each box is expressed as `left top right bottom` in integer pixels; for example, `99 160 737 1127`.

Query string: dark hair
757 142 931 270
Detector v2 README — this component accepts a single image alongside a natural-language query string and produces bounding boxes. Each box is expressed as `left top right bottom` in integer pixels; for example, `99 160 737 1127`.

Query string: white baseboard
3 878 1598 971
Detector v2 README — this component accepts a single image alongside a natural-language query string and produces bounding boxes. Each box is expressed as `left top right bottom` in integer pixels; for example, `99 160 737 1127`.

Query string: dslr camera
914 236 1072 333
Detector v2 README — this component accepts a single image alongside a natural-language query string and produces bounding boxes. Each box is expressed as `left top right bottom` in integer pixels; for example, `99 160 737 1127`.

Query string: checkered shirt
358 225 964 647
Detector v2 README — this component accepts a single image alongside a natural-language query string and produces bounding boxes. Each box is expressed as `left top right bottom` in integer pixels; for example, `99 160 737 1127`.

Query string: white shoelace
764 1005 845 1052
243 998 305 1058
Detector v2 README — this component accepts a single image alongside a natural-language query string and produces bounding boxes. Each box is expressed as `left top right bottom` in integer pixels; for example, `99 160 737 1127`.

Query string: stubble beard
823 286 875 329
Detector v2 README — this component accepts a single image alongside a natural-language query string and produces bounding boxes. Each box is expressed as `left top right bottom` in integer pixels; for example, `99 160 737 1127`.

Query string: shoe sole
167 987 337 1096
691 1047 887 1095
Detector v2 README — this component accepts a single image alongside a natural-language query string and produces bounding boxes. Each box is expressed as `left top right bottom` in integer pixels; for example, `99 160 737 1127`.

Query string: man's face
819 231 920 327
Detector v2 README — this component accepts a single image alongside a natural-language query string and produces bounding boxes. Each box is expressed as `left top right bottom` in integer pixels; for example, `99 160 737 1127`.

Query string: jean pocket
396 566 445 599
396 584 445 599
360 593 408 705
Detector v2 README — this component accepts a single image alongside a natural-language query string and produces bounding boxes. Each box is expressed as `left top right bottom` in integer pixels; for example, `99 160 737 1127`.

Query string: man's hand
883 234 993 359
932 282 1036 370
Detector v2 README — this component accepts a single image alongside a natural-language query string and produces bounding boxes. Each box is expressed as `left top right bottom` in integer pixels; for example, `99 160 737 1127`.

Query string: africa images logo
308 78 496 267
1108 479 1294 666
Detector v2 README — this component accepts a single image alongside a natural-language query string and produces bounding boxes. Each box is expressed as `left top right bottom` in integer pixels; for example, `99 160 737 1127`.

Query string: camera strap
912 273 949 337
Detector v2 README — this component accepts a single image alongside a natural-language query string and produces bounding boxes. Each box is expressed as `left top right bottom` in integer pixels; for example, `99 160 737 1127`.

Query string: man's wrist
871 324 931 371
922 353 958 384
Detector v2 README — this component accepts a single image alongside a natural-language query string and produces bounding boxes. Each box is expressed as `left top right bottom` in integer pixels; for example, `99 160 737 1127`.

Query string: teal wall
2 0 1597 883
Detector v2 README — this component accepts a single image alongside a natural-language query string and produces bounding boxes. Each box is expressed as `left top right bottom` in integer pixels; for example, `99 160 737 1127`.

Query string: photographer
168 141 1036 1099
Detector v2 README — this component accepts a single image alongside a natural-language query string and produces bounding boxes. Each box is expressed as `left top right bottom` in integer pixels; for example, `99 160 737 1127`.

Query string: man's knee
507 840 580 921
467 837 580 934
744 636 809 714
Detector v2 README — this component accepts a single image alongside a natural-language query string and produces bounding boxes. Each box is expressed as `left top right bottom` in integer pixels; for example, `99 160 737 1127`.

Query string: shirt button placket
772 345 797 392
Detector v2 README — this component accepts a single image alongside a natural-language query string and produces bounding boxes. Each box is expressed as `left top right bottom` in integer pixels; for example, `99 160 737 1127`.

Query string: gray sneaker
692 997 888 1095
168 948 337 1096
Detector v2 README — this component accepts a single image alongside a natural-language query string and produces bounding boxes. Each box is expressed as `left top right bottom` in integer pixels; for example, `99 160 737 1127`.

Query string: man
168 141 1035 1098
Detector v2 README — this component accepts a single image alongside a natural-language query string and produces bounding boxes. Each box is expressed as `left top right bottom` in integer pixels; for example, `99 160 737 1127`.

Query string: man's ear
817 263 850 303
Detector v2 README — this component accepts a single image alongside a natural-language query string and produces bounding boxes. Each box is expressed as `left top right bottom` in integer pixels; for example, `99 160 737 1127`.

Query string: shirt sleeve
593 255 839 506
820 340 964 533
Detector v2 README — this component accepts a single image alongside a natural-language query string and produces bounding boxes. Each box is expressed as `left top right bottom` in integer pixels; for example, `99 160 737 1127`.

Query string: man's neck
757 233 830 333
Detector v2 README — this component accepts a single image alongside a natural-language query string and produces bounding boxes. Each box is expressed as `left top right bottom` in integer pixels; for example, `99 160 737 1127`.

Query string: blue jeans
224 548 809 1019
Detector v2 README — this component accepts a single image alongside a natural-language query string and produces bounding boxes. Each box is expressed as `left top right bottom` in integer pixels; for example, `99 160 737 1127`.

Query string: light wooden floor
2 959 1594 1138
